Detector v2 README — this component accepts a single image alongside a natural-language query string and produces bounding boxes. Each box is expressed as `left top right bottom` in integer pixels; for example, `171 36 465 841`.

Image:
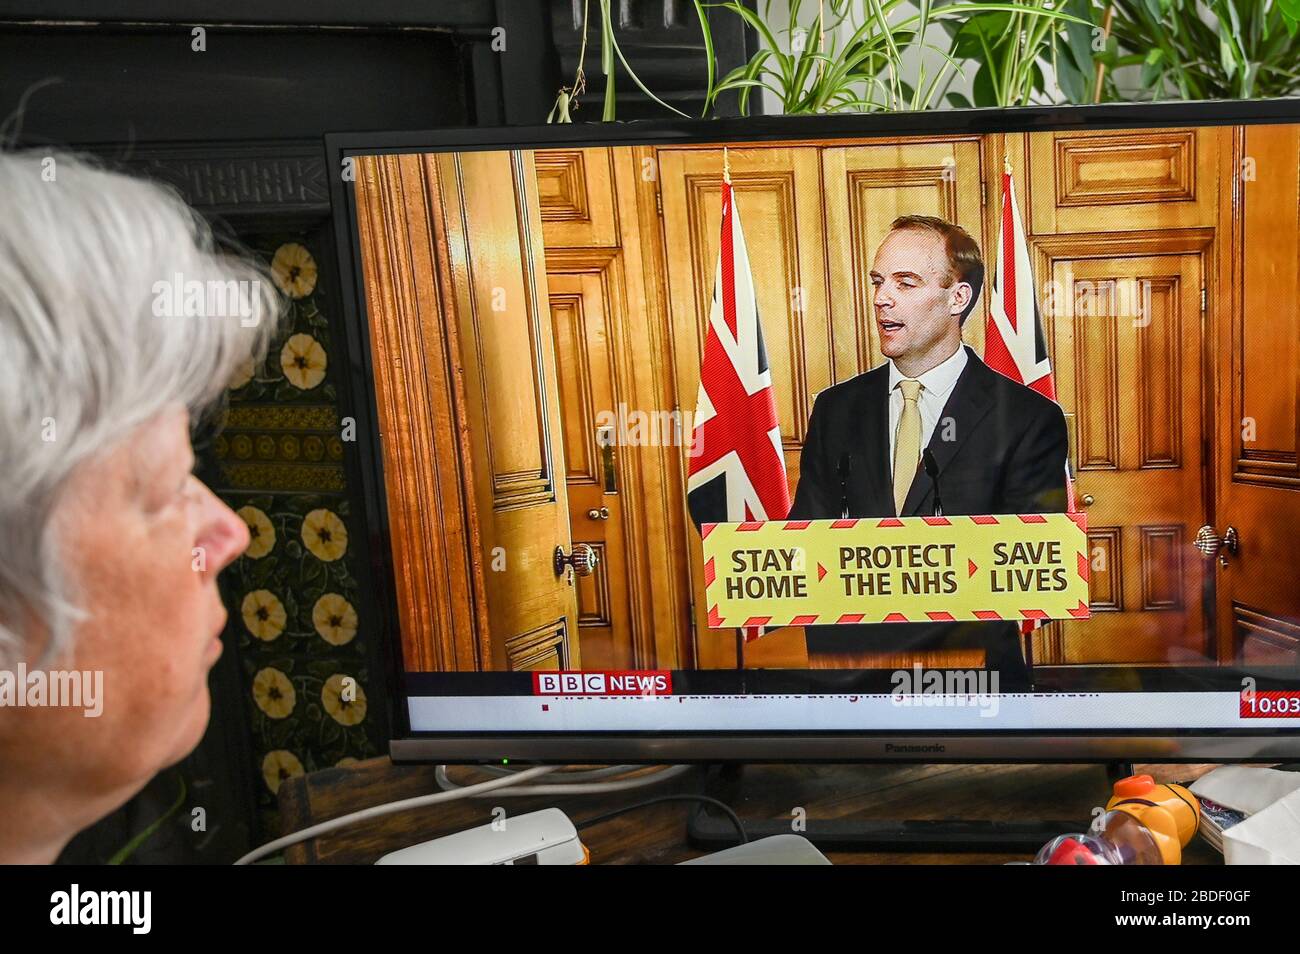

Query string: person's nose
874 285 894 310
194 480 250 580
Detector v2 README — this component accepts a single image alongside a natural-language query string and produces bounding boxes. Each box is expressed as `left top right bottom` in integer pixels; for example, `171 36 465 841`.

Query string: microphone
922 448 943 517
837 453 852 519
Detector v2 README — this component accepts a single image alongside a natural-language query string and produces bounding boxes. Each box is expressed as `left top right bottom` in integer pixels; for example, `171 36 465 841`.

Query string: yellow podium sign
701 514 1090 628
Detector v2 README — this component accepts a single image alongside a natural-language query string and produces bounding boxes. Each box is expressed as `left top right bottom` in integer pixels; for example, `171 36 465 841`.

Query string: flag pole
724 143 742 671
1000 151 1058 688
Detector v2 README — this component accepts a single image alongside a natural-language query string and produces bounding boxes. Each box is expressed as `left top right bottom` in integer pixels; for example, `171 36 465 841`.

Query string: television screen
331 103 1300 761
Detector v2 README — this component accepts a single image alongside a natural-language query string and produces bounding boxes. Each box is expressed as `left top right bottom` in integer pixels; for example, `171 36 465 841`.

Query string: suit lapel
901 347 995 516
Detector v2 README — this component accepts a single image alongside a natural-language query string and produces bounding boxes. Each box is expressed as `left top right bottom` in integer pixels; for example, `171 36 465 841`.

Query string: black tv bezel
326 98 1300 764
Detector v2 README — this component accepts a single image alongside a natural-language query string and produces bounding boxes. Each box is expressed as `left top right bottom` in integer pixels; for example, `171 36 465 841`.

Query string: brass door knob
1194 524 1221 557
1081 494 1095 507
554 543 600 577
1195 525 1239 567
587 507 610 521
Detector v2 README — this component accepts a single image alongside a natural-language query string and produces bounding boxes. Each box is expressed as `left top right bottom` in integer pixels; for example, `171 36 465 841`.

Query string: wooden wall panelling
613 145 695 670
353 153 490 672
823 138 987 378
1214 123 1300 665
1029 128 1216 235
536 147 621 248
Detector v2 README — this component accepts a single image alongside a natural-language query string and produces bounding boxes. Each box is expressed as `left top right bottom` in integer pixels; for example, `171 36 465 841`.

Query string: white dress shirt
887 344 968 483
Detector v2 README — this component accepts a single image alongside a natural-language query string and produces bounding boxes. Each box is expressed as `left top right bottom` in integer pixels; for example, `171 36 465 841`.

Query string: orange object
1112 774 1156 798
1106 774 1200 865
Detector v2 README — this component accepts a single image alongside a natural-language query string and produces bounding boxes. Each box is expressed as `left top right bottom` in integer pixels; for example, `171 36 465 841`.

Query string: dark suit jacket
789 346 1069 680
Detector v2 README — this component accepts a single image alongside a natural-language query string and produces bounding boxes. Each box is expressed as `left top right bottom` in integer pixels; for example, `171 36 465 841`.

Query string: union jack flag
985 160 1078 651
985 159 1077 513
686 178 790 526
687 177 790 643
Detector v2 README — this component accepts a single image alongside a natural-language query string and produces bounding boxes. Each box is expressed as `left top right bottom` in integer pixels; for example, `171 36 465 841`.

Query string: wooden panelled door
435 149 582 671
1042 247 1209 663
544 260 635 670
1216 124 1300 664
534 146 692 672
354 149 581 673
1025 128 1219 664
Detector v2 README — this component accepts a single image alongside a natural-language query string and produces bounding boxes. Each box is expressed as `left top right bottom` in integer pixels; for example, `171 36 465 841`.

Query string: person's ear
949 280 973 318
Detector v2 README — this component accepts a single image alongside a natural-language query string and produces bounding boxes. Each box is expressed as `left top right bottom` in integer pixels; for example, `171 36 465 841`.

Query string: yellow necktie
893 379 923 515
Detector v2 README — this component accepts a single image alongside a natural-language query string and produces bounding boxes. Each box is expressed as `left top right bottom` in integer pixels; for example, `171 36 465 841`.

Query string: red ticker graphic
1240 691 1300 718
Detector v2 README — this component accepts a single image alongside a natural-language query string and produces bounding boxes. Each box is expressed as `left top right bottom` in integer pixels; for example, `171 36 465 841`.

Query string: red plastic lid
1113 774 1156 798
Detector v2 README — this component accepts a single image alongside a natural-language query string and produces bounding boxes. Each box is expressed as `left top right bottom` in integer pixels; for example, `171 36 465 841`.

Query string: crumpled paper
1191 766 1300 865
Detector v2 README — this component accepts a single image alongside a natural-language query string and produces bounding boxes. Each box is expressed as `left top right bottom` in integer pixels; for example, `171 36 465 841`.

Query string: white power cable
233 764 558 865
234 762 692 864
468 763 644 783
434 763 691 796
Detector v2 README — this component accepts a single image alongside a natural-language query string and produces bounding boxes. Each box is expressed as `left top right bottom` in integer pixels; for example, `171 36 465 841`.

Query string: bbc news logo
533 670 673 696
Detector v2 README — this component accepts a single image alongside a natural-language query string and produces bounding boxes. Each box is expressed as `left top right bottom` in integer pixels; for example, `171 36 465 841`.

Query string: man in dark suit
789 214 1069 688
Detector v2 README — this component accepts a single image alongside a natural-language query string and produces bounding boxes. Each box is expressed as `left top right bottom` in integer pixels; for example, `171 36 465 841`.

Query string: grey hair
0 150 282 666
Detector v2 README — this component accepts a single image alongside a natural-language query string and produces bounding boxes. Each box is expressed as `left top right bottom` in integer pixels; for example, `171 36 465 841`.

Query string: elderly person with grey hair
0 151 280 863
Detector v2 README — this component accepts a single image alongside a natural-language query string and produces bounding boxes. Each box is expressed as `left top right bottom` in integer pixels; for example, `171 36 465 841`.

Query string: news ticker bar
408 690 1300 733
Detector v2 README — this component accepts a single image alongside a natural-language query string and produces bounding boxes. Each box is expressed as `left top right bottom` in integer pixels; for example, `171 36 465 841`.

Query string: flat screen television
327 99 1300 764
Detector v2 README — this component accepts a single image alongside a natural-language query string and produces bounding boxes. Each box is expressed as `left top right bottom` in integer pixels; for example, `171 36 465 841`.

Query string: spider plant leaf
600 0 613 76
735 47 773 115
911 3 1089 29
972 59 999 107
1053 36 1087 104
607 24 690 116
693 0 717 116
599 0 615 120
1062 0 1097 68
1220 0 1243 41
721 1 794 91
1140 47 1165 87
1219 34 1237 82
715 76 783 95
832 97 882 111
1027 60 1046 106
109 774 187 864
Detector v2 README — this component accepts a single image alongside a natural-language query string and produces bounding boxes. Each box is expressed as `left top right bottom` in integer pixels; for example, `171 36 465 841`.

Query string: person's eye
176 473 200 503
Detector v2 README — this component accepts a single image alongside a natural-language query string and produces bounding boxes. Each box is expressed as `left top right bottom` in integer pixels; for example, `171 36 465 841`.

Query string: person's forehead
874 228 946 272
